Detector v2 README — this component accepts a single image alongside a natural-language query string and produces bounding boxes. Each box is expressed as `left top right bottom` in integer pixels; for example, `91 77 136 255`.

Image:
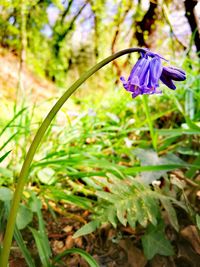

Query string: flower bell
120 51 186 98
160 66 186 90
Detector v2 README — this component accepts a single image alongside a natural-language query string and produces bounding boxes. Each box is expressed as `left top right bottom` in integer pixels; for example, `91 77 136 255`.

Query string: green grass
0 55 199 265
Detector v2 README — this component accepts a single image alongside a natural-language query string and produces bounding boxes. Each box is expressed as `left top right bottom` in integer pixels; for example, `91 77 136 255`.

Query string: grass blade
30 227 51 267
53 248 99 267
0 107 27 137
14 227 36 267
0 150 12 163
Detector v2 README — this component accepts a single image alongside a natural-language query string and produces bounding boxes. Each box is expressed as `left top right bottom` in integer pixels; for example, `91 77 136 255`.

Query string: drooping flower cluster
120 50 186 98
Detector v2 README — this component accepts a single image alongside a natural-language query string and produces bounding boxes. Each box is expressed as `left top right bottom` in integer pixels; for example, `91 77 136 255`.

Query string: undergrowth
0 56 200 265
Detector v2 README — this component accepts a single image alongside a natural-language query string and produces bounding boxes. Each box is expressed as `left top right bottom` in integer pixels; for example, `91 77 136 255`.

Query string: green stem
0 48 145 267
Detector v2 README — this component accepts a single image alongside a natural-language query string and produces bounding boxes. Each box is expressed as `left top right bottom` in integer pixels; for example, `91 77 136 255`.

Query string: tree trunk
184 0 200 57
135 1 158 47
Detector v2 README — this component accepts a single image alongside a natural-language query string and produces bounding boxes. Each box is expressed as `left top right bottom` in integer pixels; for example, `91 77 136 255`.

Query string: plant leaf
160 198 179 231
0 150 12 163
14 227 36 267
141 223 174 260
196 214 200 231
16 204 33 230
134 149 185 184
53 248 99 267
0 187 13 201
37 167 56 185
73 220 99 238
29 227 51 267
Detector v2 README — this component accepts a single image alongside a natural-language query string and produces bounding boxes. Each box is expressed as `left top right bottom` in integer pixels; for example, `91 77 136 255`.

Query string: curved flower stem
0 47 145 267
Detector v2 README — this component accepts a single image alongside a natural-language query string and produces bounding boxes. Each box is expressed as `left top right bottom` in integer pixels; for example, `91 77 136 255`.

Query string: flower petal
148 57 163 87
132 87 142 98
129 57 150 86
120 76 129 90
160 73 176 90
128 57 144 80
162 66 186 81
141 49 167 61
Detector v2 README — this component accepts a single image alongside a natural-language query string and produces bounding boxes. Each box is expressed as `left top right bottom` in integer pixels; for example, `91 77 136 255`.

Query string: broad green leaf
37 167 56 185
133 149 185 184
29 196 42 212
142 223 174 260
0 187 13 201
73 220 99 238
16 204 33 230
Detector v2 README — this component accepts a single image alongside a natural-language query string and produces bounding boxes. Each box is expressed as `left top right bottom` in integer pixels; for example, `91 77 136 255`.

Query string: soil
0 48 56 102
8 205 200 267
1 48 200 267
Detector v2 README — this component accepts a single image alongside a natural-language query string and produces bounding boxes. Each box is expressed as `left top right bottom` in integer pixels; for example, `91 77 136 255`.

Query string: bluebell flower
120 51 186 98
160 66 186 90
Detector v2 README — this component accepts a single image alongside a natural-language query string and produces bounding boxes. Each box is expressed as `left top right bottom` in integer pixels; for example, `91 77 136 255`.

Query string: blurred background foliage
0 0 199 86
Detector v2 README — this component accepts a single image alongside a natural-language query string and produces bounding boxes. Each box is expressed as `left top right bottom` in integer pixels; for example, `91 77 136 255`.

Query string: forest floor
9 204 200 267
1 49 200 267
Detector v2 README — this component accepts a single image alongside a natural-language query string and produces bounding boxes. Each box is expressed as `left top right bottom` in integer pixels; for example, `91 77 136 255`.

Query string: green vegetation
0 0 200 266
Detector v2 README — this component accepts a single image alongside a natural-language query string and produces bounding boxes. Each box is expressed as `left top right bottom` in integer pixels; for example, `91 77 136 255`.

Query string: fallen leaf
74 236 83 248
63 225 73 233
65 235 74 249
149 255 176 267
119 239 147 267
181 225 200 254
52 240 65 254
176 239 200 267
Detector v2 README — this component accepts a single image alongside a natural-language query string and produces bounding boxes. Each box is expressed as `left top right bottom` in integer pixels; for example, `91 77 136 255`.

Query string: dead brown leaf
119 239 147 267
181 225 200 254
63 225 73 233
176 238 200 267
149 255 176 267
65 235 74 249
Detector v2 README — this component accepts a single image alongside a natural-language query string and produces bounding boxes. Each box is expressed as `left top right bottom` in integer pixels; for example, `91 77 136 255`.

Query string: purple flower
160 66 186 90
120 51 186 98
